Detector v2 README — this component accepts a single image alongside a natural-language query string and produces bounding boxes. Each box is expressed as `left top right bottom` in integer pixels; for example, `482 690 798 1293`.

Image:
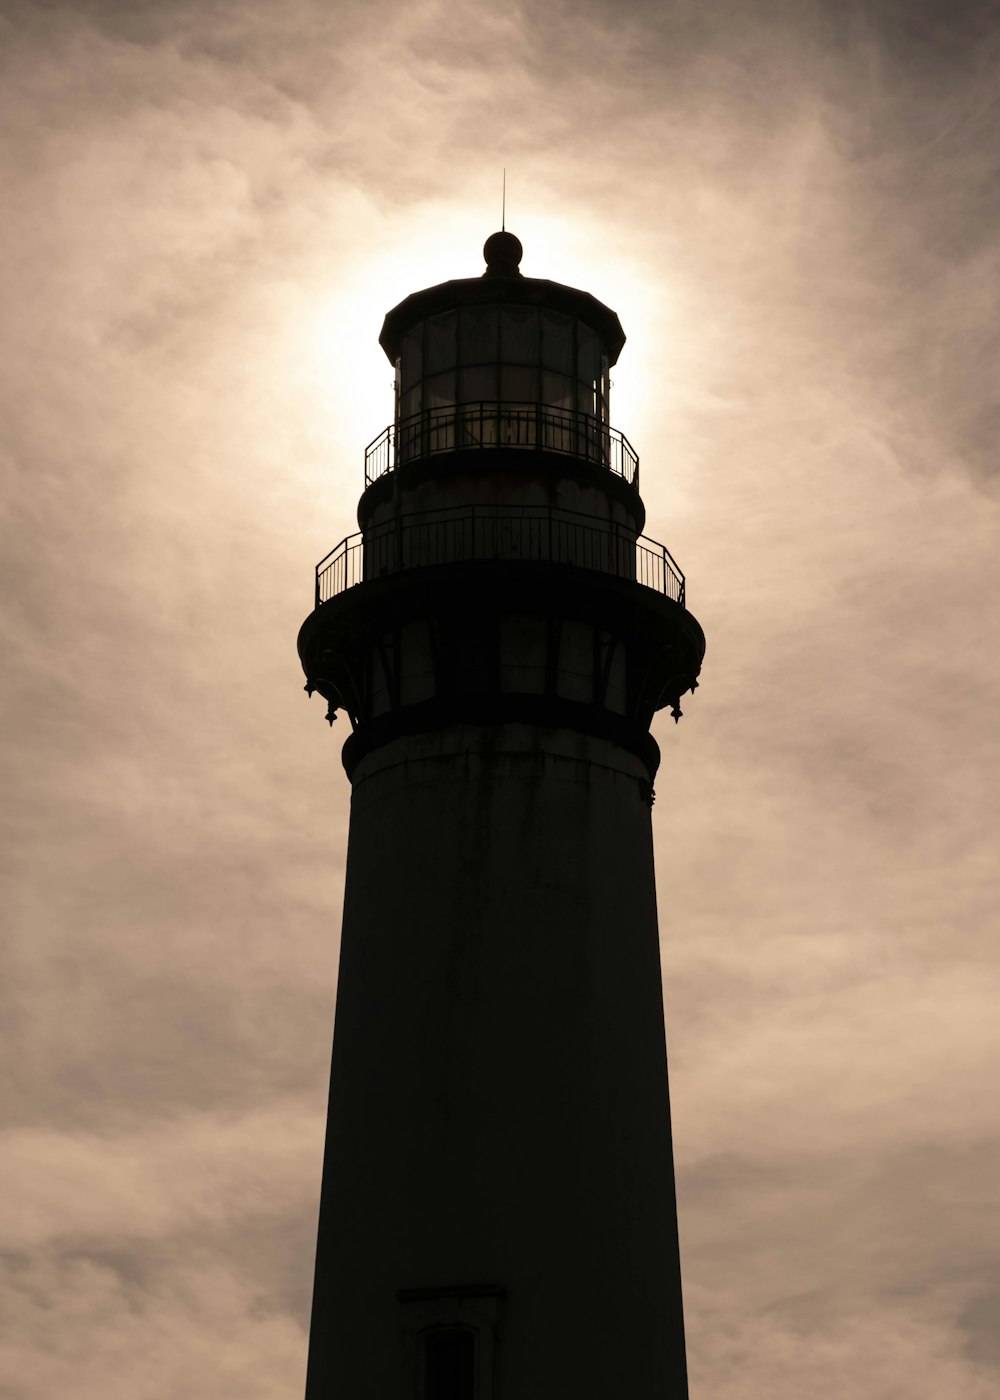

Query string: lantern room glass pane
460 304 498 365
426 312 457 373
400 326 423 392
500 365 536 403
425 371 456 409
542 370 573 410
462 364 497 402
400 384 422 420
500 305 540 366
576 325 600 386
541 310 573 374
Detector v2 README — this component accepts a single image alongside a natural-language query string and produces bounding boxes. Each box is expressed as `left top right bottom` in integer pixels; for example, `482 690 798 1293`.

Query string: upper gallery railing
364 403 639 488
314 504 685 609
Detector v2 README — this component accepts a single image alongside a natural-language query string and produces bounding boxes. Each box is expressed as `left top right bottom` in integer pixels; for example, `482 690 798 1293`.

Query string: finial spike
502 168 506 232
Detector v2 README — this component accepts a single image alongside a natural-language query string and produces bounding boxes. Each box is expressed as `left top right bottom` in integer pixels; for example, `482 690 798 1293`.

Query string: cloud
0 1105 319 1397
0 1106 320 1250
685 1280 1000 1400
0 1251 306 1400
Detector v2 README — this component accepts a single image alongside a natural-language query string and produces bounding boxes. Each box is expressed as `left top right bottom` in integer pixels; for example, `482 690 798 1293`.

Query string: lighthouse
298 231 705 1399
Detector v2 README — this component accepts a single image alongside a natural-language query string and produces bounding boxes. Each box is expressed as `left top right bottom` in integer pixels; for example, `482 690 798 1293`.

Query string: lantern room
378 232 627 457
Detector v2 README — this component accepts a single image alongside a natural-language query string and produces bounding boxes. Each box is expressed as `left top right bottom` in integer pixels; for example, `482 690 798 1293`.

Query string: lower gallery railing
315 505 685 608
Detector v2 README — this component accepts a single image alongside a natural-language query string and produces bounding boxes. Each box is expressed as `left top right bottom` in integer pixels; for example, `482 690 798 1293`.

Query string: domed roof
378 234 626 366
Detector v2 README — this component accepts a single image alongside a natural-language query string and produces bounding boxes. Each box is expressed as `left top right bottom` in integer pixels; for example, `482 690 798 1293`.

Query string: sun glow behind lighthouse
300 202 680 496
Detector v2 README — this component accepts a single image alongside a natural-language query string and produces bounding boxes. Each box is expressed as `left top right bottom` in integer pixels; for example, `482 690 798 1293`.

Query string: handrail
364 402 639 489
314 504 685 610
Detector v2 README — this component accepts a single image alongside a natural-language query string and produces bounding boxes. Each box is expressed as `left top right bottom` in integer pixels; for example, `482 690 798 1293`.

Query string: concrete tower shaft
298 234 704 1400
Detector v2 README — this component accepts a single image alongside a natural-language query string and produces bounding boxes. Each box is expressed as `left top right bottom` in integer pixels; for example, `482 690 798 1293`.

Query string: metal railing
315 504 685 609
364 403 639 488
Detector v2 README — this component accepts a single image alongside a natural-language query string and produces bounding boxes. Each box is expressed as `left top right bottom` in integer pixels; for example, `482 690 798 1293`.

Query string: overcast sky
2 0 999 1396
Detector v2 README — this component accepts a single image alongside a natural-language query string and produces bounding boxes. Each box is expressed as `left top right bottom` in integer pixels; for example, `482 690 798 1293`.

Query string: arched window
398 1284 503 1400
423 1326 475 1400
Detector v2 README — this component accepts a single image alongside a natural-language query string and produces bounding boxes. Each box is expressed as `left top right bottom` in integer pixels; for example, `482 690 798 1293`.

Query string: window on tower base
397 1284 504 1400
423 1327 475 1400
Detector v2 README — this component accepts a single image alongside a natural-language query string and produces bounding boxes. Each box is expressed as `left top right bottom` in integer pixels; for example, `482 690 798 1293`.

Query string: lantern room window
396 304 610 426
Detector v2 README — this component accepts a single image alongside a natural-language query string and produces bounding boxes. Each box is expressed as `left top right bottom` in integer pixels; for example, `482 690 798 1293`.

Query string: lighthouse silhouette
298 230 705 1400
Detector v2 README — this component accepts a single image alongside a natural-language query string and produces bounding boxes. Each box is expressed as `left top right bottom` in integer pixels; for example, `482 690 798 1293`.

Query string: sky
1 0 999 1395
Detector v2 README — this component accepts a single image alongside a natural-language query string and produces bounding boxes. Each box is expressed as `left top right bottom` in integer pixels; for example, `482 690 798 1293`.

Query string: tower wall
361 461 643 535
305 723 689 1400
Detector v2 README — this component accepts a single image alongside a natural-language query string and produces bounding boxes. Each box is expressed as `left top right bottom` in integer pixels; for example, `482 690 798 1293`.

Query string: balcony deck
314 504 685 610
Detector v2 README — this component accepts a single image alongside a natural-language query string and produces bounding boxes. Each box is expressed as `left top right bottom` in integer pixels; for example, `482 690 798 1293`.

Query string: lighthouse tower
298 231 705 1400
